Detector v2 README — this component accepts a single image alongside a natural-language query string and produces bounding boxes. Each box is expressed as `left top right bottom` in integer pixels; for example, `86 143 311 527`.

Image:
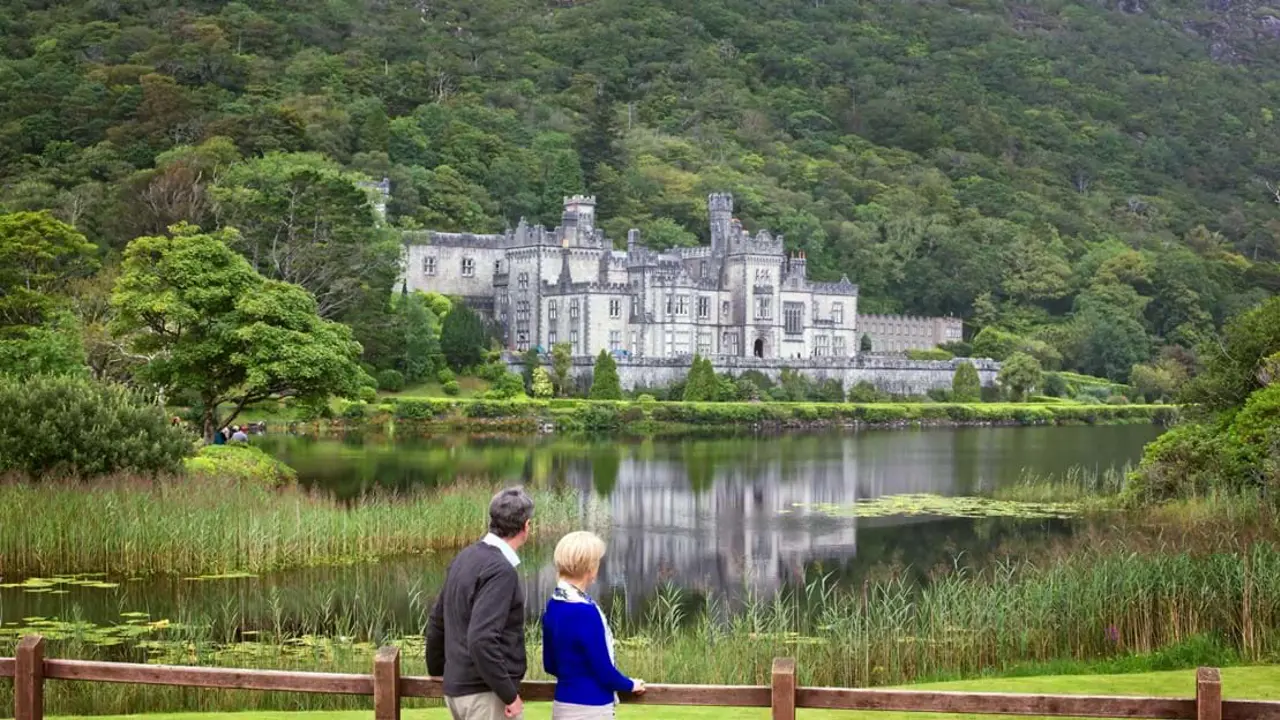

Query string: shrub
340 401 369 420
375 369 405 392
1074 394 1103 405
477 360 508 382
440 303 488 370
531 367 555 398
589 350 622 400
0 374 192 478
442 380 461 396
1042 372 1069 398
437 367 456 384
907 348 954 361
1105 394 1130 405
951 361 981 402
359 386 378 403
183 444 296 487
848 381 888 403
484 371 527 400
395 399 454 420
998 352 1043 402
735 378 761 401
637 394 657 403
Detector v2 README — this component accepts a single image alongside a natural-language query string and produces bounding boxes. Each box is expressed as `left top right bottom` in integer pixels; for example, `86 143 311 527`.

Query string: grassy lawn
388 376 490 399
55 665 1280 720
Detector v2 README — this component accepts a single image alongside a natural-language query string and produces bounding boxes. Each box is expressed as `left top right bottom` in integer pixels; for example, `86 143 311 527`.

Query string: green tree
683 355 717 401
552 342 573 396
111 225 367 441
1129 359 1186 402
1184 297 1280 412
521 347 542 394
952 361 981 402
439 302 488 371
589 349 622 400
397 291 440 383
998 352 1043 402
531 366 555 398
212 153 400 319
860 333 873 353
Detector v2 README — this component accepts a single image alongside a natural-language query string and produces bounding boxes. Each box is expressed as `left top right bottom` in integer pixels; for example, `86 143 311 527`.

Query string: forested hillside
2 0 1279 382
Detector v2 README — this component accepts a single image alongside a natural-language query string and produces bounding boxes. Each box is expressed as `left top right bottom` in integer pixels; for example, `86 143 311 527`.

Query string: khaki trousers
445 691 521 720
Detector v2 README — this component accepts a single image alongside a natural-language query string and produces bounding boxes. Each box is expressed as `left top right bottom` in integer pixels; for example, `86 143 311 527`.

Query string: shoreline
288 398 1177 437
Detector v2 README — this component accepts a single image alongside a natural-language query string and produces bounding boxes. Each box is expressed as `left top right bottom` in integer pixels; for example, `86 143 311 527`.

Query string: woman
543 531 645 719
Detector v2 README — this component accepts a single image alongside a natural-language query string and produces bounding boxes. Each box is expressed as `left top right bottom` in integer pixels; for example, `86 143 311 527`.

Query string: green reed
0 476 583 576
4 533 1279 716
993 464 1132 504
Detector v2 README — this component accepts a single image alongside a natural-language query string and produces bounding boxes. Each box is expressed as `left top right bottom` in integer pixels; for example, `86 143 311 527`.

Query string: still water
1 425 1160 635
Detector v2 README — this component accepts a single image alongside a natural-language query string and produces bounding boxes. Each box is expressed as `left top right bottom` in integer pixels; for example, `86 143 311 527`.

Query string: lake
0 425 1160 641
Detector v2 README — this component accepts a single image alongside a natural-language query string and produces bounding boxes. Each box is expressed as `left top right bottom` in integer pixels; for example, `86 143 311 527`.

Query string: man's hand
632 679 647 695
504 695 524 718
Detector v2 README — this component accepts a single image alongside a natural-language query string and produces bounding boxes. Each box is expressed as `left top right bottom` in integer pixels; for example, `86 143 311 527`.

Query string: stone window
548 299 558 321
518 272 529 289
832 302 843 325
754 296 772 321
609 298 621 319
675 330 691 355
664 329 675 356
676 295 689 316
549 328 558 345
462 257 475 277
570 328 580 353
812 300 819 319
834 335 846 356
570 299 580 320
697 296 710 319
665 294 674 316
630 331 638 354
631 295 640 318
494 260 502 274
697 331 712 356
723 331 740 356
423 256 437 276
815 335 830 357
609 330 622 351
784 302 804 335
755 268 771 283
722 300 731 319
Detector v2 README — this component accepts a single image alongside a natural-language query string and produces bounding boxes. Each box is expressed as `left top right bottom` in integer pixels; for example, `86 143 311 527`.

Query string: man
427 487 534 720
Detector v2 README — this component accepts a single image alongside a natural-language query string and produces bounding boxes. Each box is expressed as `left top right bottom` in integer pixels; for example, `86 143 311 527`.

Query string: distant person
212 427 226 445
230 426 249 443
427 488 534 720
543 531 645 719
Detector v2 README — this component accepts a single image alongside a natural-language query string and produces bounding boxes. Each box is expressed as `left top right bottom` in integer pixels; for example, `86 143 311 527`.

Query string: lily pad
791 493 1081 520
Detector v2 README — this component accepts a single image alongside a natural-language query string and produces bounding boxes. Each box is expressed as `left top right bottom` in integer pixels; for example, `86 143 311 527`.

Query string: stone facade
403 193 869 360
509 355 1001 395
860 314 963 354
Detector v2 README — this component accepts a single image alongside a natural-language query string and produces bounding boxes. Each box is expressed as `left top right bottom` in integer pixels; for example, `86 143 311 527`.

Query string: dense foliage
112 225 368 439
589 350 622 400
1132 297 1280 501
0 0 1277 383
0 374 191 477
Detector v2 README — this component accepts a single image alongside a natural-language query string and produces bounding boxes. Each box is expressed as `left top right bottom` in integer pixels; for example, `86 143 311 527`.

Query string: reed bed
3 537 1279 716
0 476 582 576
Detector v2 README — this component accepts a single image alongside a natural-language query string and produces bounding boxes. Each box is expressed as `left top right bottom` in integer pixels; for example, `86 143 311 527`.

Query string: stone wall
509 355 1000 395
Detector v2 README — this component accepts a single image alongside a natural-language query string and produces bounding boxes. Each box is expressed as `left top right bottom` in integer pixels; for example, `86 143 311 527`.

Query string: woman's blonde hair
554 531 606 579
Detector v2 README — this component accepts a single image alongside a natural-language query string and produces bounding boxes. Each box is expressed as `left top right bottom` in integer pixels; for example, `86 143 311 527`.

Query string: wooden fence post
771 657 796 720
1196 667 1222 720
15 634 45 720
373 646 401 720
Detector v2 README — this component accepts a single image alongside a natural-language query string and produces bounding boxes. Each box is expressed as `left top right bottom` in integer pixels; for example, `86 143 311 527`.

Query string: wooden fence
5 634 1280 720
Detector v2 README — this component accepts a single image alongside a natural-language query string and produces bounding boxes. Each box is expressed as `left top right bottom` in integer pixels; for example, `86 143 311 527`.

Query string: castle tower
708 192 733 255
564 195 596 237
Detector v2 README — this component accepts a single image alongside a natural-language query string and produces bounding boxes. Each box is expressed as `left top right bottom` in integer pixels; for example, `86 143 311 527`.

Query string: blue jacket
542 593 633 706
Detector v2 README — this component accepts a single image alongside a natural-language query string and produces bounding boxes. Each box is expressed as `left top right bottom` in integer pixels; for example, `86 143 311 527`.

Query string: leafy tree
952 361 981 402
552 342 573 396
1042 372 1069 398
111 225 367 441
397 291 440 383
531 366 555 398
439 302 487 371
1129 359 1186 402
0 211 98 377
376 368 405 392
1184 297 1280 412
212 153 400 319
683 355 717 401
521 347 542 394
589 349 622 400
998 352 1043 402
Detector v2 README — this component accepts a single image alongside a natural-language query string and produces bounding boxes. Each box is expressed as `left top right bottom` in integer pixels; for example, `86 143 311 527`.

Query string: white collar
554 579 592 603
482 533 521 568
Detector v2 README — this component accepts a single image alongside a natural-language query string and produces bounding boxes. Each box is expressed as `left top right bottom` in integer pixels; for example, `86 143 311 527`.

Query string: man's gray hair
488 487 534 539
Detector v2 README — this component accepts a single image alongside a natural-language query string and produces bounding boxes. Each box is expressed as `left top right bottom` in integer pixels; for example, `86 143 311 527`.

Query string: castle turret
564 195 596 238
709 192 733 255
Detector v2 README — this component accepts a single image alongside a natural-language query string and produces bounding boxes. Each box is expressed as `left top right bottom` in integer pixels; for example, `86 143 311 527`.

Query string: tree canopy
111 225 367 440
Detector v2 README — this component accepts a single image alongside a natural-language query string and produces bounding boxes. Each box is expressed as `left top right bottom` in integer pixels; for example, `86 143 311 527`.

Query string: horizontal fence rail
4 636 1280 720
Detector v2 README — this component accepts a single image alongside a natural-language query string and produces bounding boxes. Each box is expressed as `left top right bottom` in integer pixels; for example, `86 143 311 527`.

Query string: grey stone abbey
402 192 961 361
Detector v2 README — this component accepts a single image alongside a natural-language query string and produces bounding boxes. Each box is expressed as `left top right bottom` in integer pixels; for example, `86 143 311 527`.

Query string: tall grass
4 535 1279 715
994 464 1132 503
0 476 582 576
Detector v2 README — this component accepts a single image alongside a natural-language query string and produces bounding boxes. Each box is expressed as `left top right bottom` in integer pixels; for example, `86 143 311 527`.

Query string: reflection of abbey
403 193 961 359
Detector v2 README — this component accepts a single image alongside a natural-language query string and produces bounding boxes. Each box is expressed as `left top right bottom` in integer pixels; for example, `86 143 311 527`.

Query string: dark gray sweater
425 541 526 704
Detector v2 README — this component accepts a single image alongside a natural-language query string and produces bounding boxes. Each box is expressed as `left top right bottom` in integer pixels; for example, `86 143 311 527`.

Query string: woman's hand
631 679 647 695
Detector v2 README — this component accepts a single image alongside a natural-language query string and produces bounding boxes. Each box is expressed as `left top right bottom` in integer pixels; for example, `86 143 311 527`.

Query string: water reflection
1 426 1159 633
